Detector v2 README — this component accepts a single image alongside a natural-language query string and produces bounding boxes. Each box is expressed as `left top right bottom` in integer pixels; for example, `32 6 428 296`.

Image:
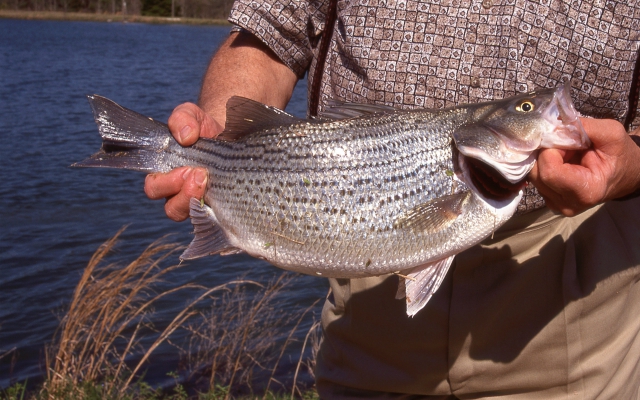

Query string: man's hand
144 103 223 221
141 30 298 222
529 118 640 217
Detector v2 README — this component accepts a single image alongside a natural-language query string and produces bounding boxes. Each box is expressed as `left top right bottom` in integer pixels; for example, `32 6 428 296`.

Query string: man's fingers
144 167 193 200
529 149 589 216
144 167 208 221
168 102 223 146
163 168 208 222
529 149 565 189
168 103 203 145
579 118 627 148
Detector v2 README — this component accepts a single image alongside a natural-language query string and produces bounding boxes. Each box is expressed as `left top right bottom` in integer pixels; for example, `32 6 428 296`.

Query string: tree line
0 0 234 19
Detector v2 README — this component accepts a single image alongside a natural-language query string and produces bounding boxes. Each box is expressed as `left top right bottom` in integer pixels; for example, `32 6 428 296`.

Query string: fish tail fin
72 95 172 173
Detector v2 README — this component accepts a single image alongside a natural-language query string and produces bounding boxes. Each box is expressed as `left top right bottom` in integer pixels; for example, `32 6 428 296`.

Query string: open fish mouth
459 127 538 185
464 156 527 200
539 85 590 149
455 85 590 186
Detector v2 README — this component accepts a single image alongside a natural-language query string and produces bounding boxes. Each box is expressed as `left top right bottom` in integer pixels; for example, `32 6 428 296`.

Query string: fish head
452 85 590 186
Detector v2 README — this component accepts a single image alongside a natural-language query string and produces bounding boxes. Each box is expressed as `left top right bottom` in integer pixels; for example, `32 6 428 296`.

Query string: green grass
2 381 320 399
1 380 320 399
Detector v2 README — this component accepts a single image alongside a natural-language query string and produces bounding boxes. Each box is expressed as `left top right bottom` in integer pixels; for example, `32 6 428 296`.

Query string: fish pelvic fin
396 255 455 317
216 96 303 141
72 95 172 173
394 191 472 234
181 198 243 260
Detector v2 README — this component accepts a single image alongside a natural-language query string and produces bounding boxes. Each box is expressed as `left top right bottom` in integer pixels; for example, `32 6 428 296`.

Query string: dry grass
37 229 320 399
0 347 16 363
182 274 321 399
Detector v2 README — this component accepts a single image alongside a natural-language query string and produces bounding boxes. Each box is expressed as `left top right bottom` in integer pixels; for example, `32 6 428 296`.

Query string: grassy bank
0 230 321 399
0 9 230 25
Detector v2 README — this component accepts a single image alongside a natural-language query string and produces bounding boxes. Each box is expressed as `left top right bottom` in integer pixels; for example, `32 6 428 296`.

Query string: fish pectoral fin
216 96 303 141
399 255 455 317
180 198 243 260
394 191 472 234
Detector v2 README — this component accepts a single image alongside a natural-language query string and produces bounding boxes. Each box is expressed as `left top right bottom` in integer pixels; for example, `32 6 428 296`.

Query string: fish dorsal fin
180 198 244 260
320 100 398 119
395 256 455 317
394 191 472 234
217 96 302 141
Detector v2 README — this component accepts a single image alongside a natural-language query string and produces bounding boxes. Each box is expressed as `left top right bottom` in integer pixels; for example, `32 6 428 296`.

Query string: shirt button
482 0 492 9
471 78 480 88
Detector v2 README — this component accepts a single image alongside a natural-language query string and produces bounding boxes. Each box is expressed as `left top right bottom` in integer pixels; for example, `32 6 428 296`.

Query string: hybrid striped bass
74 86 589 315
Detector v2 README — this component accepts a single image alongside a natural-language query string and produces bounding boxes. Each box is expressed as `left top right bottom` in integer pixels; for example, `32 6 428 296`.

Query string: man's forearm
198 30 299 127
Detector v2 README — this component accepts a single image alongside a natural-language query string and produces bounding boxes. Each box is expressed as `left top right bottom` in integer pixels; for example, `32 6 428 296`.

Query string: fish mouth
539 85 590 150
454 149 525 201
464 156 526 200
458 129 538 184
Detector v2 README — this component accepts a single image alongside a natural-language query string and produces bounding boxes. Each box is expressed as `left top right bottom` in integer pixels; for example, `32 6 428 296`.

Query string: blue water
0 18 323 389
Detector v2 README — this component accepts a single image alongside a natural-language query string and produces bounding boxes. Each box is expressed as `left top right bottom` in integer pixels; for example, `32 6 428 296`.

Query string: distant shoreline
0 9 230 25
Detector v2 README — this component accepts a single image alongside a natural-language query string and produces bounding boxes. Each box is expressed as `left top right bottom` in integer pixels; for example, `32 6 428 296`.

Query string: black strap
309 0 338 117
624 46 640 131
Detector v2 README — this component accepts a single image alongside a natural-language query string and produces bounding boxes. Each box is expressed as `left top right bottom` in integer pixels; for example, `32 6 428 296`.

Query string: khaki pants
316 197 640 399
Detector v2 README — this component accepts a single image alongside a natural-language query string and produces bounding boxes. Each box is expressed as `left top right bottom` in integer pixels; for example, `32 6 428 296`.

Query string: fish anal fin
216 96 302 141
180 198 243 260
394 191 472 234
399 256 455 317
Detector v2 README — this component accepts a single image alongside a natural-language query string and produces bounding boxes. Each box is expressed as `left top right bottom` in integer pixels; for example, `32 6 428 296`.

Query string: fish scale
75 87 589 315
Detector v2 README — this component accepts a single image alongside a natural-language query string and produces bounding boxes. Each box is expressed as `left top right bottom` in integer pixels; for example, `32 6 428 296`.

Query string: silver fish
74 86 589 316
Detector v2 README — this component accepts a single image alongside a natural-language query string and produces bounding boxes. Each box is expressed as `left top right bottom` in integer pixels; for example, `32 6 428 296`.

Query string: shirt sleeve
228 0 329 77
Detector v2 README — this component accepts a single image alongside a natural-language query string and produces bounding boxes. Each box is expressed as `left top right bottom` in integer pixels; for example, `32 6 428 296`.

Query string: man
145 0 640 397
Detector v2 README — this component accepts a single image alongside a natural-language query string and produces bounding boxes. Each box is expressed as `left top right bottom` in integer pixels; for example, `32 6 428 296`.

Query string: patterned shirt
229 0 640 213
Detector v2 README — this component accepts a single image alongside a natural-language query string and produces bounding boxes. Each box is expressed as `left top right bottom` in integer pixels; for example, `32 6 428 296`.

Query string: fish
74 85 589 316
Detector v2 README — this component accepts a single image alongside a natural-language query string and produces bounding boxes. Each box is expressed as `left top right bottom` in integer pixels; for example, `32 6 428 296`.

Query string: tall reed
182 275 321 398
38 229 320 399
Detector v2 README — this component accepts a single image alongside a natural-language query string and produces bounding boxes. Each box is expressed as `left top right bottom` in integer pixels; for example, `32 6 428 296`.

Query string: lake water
0 18 325 390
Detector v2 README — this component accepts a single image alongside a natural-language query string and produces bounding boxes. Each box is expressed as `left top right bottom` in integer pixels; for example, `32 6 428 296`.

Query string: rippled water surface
0 18 322 389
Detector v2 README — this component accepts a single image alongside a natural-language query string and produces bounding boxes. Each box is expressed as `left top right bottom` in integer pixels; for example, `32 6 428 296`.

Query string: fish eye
516 100 535 113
